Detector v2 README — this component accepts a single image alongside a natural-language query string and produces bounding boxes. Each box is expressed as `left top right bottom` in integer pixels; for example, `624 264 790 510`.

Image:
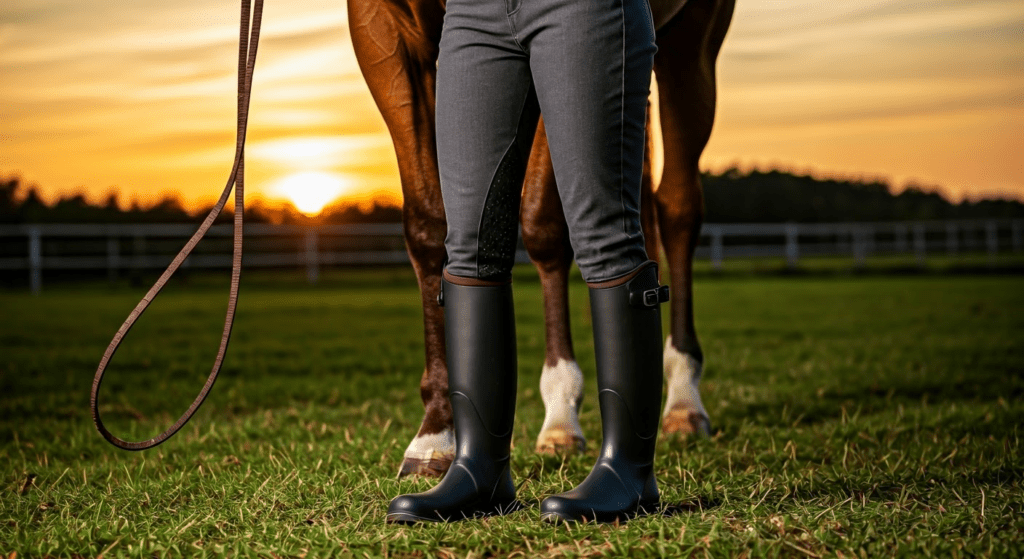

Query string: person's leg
514 0 666 522
436 0 540 283
514 0 657 284
386 0 539 523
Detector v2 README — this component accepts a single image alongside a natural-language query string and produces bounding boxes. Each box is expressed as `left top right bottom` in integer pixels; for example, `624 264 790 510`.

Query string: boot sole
540 501 661 525
386 500 524 524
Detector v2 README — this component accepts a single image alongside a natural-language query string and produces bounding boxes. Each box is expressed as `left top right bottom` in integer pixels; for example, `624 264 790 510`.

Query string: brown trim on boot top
443 269 510 287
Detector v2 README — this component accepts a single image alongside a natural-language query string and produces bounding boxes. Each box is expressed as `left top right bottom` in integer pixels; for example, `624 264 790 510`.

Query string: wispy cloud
2 0 1022 206
705 0 1024 201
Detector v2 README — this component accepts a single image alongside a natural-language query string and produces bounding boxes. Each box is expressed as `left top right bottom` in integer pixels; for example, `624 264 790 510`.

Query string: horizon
3 0 1023 213
6 166 1021 222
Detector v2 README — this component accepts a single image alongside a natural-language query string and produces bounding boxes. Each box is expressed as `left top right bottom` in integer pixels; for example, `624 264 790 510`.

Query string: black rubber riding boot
540 261 667 523
386 277 520 523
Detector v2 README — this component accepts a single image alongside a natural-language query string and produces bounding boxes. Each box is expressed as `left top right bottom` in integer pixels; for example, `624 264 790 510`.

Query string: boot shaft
588 262 666 459
384 278 520 524
442 278 518 459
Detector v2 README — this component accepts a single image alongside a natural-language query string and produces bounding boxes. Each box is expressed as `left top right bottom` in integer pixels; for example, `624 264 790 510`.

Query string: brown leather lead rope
90 0 265 451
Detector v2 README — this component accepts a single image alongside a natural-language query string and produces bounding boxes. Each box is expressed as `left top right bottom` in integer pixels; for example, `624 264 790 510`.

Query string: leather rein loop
90 0 265 451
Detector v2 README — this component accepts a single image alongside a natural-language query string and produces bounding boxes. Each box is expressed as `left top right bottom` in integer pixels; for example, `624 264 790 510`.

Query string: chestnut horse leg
653 0 734 436
520 118 586 454
348 0 454 476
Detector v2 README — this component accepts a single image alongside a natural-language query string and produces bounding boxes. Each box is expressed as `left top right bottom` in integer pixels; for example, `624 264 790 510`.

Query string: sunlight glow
271 171 352 215
4 1 1024 204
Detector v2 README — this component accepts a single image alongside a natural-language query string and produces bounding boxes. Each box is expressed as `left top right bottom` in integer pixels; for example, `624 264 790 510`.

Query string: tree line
0 178 402 225
702 168 1024 222
2 168 1021 225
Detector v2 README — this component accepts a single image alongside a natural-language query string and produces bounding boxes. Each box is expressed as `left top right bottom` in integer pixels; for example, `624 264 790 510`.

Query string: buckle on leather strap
630 285 669 308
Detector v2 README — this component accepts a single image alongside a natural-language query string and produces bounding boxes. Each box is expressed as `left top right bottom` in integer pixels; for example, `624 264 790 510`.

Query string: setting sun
271 171 352 216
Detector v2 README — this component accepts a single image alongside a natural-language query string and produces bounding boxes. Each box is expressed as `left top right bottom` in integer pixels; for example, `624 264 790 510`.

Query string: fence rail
1 219 1021 293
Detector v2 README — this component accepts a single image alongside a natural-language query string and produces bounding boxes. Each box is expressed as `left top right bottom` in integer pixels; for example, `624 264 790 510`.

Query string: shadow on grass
726 371 1024 431
660 495 723 518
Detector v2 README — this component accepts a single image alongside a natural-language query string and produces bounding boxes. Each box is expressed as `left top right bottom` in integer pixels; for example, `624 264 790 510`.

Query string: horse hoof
662 407 711 438
535 427 586 455
398 454 453 478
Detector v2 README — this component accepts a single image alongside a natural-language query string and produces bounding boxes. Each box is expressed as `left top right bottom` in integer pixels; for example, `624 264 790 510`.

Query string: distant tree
701 168 1024 222
320 201 402 224
0 178 18 223
19 186 49 223
102 191 120 211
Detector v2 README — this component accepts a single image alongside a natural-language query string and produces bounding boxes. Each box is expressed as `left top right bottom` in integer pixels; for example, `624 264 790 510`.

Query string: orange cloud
2 0 1022 213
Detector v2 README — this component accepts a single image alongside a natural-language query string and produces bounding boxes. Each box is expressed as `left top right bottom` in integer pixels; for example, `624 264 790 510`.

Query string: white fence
1 219 1021 293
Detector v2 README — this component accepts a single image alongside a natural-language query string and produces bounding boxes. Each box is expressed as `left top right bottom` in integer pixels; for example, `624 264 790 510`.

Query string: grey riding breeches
436 0 658 284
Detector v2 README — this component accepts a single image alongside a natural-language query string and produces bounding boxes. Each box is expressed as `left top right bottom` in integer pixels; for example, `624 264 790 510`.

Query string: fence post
852 226 866 268
710 226 723 271
913 223 926 267
305 229 319 285
986 221 998 265
945 222 958 256
785 224 799 268
895 224 908 254
106 235 120 283
28 226 42 295
133 233 146 269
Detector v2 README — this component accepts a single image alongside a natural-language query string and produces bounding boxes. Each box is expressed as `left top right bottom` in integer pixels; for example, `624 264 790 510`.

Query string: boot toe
540 494 591 523
540 466 660 523
386 494 443 524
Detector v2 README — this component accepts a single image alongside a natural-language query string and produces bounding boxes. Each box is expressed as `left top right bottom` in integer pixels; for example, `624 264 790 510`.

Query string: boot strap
629 285 670 308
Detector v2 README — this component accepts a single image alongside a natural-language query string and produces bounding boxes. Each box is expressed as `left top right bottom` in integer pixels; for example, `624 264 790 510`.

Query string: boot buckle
631 285 669 308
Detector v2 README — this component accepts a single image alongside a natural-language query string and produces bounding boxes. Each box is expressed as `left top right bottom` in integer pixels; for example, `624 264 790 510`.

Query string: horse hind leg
653 0 734 437
521 118 586 455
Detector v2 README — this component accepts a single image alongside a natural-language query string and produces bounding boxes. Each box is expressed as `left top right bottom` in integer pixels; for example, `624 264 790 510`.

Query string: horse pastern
537 358 586 454
398 455 453 478
400 428 455 477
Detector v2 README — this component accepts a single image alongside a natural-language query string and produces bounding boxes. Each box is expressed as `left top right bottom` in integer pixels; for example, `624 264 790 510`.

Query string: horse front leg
348 0 453 477
393 123 453 479
653 0 733 437
399 208 452 477
521 118 586 455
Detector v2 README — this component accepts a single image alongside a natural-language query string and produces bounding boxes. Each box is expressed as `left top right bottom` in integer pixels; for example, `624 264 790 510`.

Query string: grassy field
1 267 1022 557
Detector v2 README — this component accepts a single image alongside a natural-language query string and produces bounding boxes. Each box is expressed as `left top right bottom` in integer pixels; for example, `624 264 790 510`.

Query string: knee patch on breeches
476 140 525 281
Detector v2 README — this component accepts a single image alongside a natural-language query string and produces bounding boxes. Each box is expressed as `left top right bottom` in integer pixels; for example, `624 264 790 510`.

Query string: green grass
2 267 1022 557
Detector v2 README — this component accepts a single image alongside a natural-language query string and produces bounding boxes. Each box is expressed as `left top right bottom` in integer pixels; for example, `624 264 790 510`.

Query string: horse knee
655 177 703 228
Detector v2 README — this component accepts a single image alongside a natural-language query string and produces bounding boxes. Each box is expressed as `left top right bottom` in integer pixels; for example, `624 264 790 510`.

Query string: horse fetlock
399 427 455 478
661 336 711 437
536 358 586 454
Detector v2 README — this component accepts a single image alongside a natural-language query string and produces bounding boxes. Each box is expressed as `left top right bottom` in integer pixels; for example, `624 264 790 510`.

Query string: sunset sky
2 0 1022 213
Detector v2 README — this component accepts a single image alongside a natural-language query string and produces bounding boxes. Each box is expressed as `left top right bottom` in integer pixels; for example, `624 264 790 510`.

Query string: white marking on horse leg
403 428 455 463
536 358 586 453
662 335 711 436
